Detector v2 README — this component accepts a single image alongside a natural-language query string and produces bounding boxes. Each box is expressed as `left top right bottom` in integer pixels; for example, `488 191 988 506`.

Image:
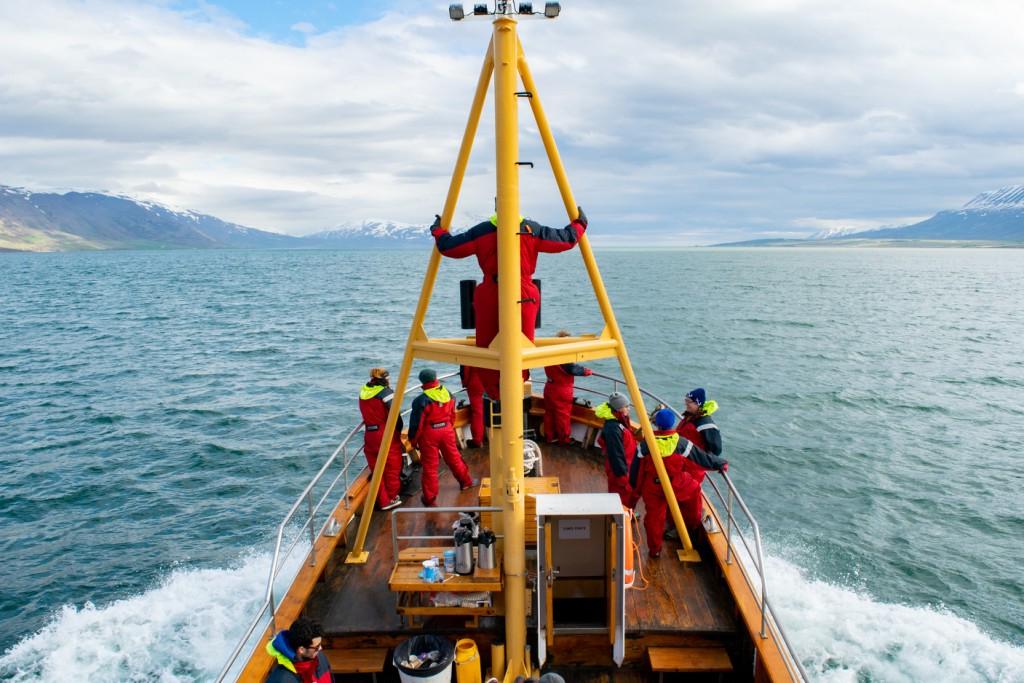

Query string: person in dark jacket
674 387 723 529
408 368 475 506
543 330 592 445
358 367 404 511
430 208 588 397
266 617 331 683
628 409 727 557
595 391 637 505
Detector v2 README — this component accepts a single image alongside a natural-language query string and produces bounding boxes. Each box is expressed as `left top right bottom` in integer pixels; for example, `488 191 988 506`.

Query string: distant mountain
0 185 302 251
715 185 1024 247
836 186 1024 242
304 221 430 249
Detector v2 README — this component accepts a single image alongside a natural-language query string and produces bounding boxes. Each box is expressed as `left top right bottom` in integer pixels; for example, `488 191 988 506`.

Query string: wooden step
647 646 733 673
324 647 389 677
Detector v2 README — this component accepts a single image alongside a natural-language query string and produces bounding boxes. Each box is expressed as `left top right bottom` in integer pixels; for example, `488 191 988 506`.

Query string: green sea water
1 247 1022 681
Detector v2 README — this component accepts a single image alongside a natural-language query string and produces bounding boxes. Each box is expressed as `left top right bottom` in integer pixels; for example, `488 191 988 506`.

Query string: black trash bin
393 634 455 682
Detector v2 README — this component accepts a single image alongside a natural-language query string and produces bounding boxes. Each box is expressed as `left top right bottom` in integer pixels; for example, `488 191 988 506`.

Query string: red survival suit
460 365 486 445
432 213 587 397
596 402 637 506
675 400 722 530
543 362 591 444
358 383 405 508
408 381 473 505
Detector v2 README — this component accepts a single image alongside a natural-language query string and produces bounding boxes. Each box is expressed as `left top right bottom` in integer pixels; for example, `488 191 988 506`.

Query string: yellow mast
346 7 701 677
492 15 528 675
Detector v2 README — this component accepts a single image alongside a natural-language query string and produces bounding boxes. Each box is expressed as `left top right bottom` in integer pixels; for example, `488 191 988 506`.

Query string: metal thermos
477 528 496 570
454 527 474 575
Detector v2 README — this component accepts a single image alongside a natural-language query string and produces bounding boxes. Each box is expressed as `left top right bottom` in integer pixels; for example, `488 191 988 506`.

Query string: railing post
342 447 351 510
725 482 733 565
307 492 317 566
269 586 277 632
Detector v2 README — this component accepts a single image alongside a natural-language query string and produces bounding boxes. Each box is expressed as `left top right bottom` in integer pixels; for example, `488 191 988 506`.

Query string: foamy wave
767 555 1024 682
2 549 1022 682
0 552 273 682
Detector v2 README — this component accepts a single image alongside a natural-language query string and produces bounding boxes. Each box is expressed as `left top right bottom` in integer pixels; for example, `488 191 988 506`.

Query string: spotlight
544 1 560 18
519 2 533 14
473 3 489 15
449 3 465 20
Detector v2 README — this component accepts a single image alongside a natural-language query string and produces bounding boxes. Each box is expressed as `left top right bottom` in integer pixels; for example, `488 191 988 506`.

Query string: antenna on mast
449 1 560 20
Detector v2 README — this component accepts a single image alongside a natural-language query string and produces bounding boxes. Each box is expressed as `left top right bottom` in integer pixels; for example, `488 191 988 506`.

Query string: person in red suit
459 365 486 448
674 387 723 531
358 367 404 511
431 208 588 397
266 618 332 683
629 409 727 558
543 330 592 445
408 368 477 506
596 391 637 506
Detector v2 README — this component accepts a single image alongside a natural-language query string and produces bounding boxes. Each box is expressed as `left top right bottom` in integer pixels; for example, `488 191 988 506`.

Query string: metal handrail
214 371 464 682
390 505 504 560
218 370 806 683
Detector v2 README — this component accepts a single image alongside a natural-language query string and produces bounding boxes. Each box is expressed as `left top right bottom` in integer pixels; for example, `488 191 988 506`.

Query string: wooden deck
306 442 736 638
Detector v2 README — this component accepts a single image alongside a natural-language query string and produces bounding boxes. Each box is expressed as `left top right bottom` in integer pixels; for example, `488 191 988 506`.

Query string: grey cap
418 368 437 384
607 391 630 412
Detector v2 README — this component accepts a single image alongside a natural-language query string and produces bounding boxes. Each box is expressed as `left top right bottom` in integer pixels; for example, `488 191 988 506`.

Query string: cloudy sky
1 0 1022 244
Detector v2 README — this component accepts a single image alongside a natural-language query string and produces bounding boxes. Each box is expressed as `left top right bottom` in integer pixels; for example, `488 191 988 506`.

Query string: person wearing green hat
408 368 476 506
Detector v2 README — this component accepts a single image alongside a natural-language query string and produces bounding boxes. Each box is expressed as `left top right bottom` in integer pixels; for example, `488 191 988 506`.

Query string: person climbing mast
430 207 588 397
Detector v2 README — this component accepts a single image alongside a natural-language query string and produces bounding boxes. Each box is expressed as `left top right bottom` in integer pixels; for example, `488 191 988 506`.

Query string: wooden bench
648 646 733 682
324 648 388 682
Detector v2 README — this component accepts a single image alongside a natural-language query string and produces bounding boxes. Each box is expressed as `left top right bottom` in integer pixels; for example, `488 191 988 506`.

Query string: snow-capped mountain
304 220 430 248
845 185 1024 241
0 185 302 251
809 226 866 240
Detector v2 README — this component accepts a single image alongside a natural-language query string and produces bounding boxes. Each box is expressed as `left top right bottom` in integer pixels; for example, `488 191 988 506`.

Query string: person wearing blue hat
674 387 723 531
408 368 476 506
629 408 728 558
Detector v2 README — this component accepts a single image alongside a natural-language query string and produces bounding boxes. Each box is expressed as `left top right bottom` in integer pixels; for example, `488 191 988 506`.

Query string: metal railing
214 372 465 683
217 369 806 682
574 371 809 683
390 505 503 560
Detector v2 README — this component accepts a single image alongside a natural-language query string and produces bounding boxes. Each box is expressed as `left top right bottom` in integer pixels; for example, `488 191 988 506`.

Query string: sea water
1 247 1022 682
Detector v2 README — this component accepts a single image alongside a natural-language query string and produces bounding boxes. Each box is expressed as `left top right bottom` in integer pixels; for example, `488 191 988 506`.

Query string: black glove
575 205 587 229
429 214 442 235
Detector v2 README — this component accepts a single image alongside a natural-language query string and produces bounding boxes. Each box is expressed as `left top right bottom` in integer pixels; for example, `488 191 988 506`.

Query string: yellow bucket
454 638 481 683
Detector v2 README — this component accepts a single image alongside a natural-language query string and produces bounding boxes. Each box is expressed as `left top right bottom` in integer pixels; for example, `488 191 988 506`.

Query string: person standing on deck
596 391 637 506
408 368 477 506
543 330 593 445
628 409 727 558
430 208 588 398
265 617 331 683
459 365 486 448
358 368 404 511
674 387 723 529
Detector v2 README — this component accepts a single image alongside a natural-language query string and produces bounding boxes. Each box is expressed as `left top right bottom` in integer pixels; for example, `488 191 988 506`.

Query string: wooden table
388 547 503 627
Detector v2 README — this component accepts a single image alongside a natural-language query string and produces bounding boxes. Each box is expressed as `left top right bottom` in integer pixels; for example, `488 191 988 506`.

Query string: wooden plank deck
308 441 736 637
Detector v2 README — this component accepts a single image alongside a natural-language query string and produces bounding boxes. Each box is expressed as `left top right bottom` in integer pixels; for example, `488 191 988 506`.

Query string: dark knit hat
686 388 706 406
418 368 437 384
654 408 676 431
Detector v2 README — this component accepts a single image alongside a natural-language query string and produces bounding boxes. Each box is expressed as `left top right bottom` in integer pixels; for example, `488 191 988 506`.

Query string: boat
217 4 808 681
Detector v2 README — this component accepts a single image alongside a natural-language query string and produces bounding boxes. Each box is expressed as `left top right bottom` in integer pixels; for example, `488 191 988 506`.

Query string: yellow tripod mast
346 6 701 678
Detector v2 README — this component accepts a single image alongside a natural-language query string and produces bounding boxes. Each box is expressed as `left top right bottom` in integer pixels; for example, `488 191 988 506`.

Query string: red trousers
645 477 703 555
465 367 485 444
543 382 574 444
606 471 634 508
364 433 403 507
473 278 539 398
418 425 472 505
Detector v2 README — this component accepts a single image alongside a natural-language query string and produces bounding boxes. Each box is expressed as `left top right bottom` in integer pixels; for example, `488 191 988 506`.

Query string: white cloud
290 21 317 34
1 0 1023 241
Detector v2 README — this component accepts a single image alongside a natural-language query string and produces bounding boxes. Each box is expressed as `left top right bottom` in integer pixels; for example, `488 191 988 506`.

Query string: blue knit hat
686 388 706 407
654 409 676 431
